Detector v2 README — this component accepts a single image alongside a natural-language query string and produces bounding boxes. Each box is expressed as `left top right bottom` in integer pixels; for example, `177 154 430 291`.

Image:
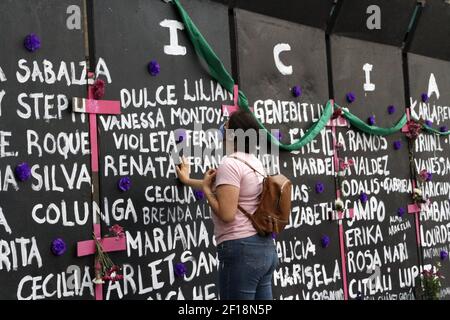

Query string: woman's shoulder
223 152 264 172
220 154 242 169
218 155 242 173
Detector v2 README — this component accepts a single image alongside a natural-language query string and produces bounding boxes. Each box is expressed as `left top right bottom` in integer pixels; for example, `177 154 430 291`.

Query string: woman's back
213 151 265 245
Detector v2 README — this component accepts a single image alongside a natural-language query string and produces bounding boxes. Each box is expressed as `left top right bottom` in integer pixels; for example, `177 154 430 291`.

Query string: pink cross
72 97 121 115
77 224 126 300
72 74 121 172
407 200 423 247
73 72 124 300
221 85 252 116
327 116 349 127
409 175 423 247
77 224 126 257
401 108 412 133
326 101 349 128
327 101 351 301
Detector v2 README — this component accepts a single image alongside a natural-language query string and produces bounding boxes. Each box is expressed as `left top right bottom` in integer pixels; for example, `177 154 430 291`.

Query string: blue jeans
217 234 278 300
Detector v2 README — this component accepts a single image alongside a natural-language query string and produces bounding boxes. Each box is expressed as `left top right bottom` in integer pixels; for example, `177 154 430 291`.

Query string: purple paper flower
393 140 402 150
387 105 396 114
421 93 429 103
93 79 106 99
315 182 325 194
321 235 330 248
51 238 67 256
425 120 433 127
274 130 283 141
368 115 376 126
174 262 187 277
292 85 302 98
109 224 125 239
405 120 422 140
117 176 131 192
194 190 205 201
24 33 41 52
332 108 343 120
419 170 432 182
148 60 160 76
346 92 356 103
175 129 186 143
440 250 448 261
397 207 406 217
15 162 31 181
440 126 448 133
360 192 368 204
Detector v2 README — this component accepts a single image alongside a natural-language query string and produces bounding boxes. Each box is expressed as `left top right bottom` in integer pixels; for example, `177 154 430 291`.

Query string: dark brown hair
226 109 260 153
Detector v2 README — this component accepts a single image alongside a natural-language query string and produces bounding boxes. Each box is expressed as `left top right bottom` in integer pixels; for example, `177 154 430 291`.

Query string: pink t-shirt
213 152 265 245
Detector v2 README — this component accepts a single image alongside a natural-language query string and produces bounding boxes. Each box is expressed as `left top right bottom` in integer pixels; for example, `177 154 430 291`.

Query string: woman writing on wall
176 109 278 300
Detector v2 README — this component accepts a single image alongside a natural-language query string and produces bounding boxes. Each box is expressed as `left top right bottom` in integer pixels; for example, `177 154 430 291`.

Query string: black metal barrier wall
0 0 449 300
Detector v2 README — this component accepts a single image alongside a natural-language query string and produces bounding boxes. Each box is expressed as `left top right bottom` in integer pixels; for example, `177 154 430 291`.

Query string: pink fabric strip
406 105 422 250
94 223 101 238
93 223 102 300
221 85 250 116
338 223 348 300
407 203 421 214
222 104 239 115
347 208 354 219
88 83 99 172
401 125 410 133
77 237 126 257
415 213 421 247
222 104 254 115
233 85 238 106
88 74 101 300
89 116 99 172
85 99 121 115
95 281 103 301
408 179 421 246
327 117 348 127
329 100 348 300
402 108 411 132
77 239 96 257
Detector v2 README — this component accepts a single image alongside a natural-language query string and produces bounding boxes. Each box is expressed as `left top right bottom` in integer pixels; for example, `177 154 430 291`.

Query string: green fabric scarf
172 0 450 150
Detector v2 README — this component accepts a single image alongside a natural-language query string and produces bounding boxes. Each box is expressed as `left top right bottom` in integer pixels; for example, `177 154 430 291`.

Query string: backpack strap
238 204 265 235
229 155 267 178
229 155 267 235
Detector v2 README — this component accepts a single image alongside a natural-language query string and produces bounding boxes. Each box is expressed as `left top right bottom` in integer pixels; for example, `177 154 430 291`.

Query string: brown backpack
230 156 292 236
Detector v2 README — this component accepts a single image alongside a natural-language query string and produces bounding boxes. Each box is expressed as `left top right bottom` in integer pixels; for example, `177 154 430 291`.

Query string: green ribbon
172 0 449 150
423 125 450 136
337 105 408 136
409 114 450 136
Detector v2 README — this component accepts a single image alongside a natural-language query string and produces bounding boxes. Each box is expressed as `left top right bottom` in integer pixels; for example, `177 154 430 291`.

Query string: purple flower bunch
15 162 32 181
148 60 160 76
292 85 302 97
194 190 205 201
360 192 368 204
315 182 325 194
51 238 67 256
24 33 41 52
321 235 330 248
346 92 355 103
118 176 132 192
174 262 187 277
